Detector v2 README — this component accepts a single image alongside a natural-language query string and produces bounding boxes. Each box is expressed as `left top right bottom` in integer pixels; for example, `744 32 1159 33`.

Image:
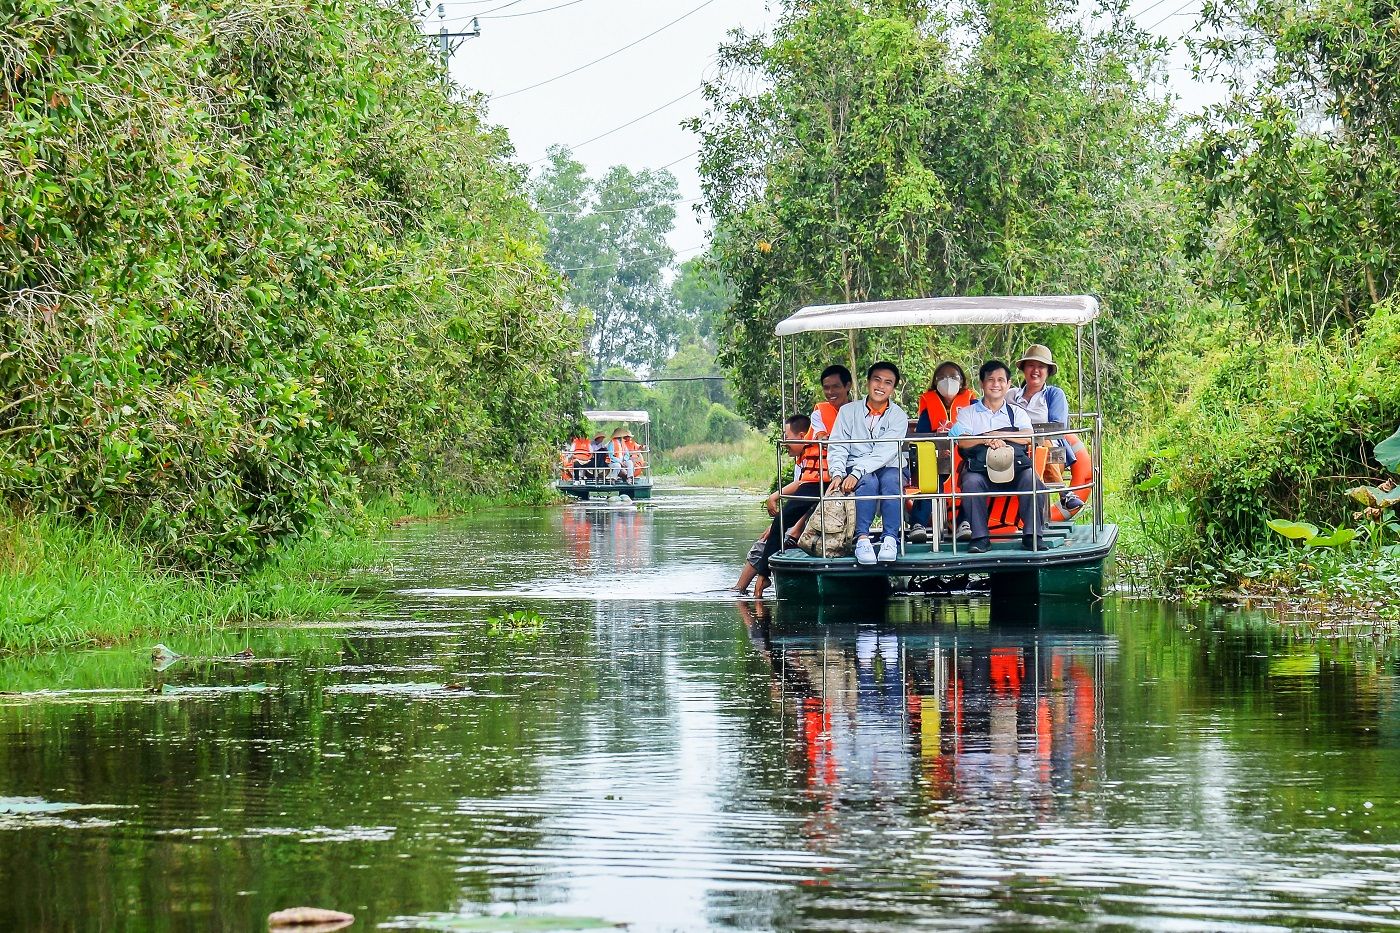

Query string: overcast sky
437 0 1220 257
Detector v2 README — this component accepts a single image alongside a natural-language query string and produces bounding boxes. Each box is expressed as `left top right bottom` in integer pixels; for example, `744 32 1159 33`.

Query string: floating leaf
1374 425 1400 473
1346 485 1400 509
1304 528 1357 548
1266 519 1319 540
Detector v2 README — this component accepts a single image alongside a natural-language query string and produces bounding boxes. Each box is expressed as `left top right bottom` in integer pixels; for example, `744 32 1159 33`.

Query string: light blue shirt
827 399 907 479
951 399 1028 439
1008 383 1068 426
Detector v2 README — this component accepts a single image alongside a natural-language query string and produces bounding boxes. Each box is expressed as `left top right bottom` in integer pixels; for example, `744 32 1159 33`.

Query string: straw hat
612 427 632 438
1016 344 1057 376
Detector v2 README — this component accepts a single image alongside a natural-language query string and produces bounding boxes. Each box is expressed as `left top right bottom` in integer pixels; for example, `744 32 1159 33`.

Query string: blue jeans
854 466 902 539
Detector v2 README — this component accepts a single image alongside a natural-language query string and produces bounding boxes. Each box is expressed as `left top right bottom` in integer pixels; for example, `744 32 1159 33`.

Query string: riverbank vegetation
1 0 586 646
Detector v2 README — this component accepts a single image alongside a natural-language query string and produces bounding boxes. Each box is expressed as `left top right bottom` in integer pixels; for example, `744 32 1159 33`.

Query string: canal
2 489 1398 931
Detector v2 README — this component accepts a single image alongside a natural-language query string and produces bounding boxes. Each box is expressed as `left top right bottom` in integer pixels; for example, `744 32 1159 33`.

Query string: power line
483 0 586 18
1144 0 1201 30
529 85 702 164
492 0 721 100
589 375 727 383
658 149 699 171
543 197 704 216
561 244 704 273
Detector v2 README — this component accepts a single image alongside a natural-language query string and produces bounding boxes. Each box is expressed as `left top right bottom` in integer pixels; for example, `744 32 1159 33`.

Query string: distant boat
556 409 654 501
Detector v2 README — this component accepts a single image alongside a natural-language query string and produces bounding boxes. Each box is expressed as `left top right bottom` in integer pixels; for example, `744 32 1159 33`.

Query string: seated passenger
609 427 635 481
810 364 854 439
561 436 591 482
952 360 1047 552
827 361 907 566
1008 344 1083 516
620 428 647 478
589 433 609 482
910 361 976 532
749 414 823 593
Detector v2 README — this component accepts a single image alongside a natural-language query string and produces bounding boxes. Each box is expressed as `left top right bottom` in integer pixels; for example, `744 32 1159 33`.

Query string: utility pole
432 3 480 70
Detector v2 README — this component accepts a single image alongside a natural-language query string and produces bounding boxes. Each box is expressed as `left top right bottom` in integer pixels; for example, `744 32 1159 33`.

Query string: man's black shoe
967 538 991 554
1022 537 1052 551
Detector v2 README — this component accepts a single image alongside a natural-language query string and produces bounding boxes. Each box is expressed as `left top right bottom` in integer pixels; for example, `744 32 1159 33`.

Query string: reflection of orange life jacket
801 401 841 483
917 388 975 432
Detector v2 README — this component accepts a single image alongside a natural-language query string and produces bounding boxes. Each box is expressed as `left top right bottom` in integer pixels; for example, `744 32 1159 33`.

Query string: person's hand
827 477 845 496
988 437 1005 450
766 491 780 516
840 474 859 494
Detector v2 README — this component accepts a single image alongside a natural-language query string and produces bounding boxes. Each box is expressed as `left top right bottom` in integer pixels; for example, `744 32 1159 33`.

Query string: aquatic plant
484 610 546 638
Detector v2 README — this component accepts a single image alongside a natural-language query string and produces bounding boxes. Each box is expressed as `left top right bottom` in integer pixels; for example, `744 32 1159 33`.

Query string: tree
671 255 734 348
533 147 681 374
1184 0 1400 336
687 0 1187 424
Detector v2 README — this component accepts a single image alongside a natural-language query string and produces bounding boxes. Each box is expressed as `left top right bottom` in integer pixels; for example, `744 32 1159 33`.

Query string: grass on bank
0 512 378 655
654 432 775 492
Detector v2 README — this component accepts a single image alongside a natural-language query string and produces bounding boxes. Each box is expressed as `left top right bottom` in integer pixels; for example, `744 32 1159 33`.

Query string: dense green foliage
690 0 1187 423
532 147 678 374
1 0 582 570
1120 0 1400 564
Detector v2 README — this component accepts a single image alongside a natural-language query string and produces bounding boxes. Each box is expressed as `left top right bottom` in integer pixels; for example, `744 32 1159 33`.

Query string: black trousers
754 481 822 576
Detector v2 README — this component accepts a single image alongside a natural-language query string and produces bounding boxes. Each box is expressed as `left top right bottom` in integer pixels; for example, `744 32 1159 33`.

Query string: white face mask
937 377 961 398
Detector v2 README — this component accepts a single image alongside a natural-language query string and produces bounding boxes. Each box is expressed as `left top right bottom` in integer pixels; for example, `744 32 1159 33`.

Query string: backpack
797 494 856 557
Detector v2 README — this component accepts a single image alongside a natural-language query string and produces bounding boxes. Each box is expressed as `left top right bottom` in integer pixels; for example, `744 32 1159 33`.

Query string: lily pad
1304 528 1358 548
1266 519 1319 540
1347 485 1400 509
1374 425 1400 472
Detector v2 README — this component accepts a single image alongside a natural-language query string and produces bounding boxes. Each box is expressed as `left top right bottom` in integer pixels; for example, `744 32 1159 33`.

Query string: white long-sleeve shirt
827 399 907 479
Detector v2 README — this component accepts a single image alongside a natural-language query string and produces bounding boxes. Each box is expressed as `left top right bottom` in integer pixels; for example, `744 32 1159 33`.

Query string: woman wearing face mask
910 362 976 535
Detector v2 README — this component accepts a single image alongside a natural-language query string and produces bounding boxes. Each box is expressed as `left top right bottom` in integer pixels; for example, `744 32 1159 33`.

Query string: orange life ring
1049 433 1092 522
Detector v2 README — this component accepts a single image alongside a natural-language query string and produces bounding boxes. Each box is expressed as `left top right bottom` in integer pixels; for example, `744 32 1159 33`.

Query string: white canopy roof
774 295 1100 336
584 410 650 424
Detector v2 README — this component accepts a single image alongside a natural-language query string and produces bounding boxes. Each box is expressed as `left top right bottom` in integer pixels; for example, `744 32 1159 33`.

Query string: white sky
437 0 1222 257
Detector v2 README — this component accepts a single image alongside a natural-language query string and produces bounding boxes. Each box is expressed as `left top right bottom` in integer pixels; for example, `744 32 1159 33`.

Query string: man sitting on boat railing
826 361 908 566
952 360 1048 553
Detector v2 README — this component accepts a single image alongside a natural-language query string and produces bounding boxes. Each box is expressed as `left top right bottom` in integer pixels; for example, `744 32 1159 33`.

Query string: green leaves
1374 426 1400 473
1267 519 1357 548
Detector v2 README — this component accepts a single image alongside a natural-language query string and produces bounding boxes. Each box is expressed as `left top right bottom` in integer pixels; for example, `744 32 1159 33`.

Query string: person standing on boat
953 360 1047 552
827 361 908 565
1008 344 1084 516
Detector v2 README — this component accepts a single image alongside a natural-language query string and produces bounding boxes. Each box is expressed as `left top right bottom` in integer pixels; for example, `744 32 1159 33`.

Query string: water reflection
740 601 1111 817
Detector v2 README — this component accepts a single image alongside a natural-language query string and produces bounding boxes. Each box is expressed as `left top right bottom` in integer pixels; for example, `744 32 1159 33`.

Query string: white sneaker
854 537 877 565
877 535 898 563
956 520 972 541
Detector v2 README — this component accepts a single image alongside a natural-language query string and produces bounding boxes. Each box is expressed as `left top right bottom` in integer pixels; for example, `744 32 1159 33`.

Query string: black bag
962 431 1032 475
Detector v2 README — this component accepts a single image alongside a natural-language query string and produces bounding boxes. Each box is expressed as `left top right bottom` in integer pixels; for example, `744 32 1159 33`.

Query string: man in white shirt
827 361 908 565
952 360 1047 552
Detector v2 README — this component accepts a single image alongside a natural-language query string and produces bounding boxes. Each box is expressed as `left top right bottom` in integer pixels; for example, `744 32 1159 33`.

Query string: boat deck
556 479 653 500
769 523 1117 579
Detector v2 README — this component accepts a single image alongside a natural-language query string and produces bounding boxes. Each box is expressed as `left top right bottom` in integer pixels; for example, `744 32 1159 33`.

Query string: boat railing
773 413 1103 556
558 444 654 487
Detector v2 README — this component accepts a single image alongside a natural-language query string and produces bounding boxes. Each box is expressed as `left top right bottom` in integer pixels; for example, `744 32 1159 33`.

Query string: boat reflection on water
559 502 653 574
738 598 1112 818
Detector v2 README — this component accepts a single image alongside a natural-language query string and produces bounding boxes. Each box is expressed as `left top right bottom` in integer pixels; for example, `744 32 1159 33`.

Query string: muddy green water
2 490 1399 932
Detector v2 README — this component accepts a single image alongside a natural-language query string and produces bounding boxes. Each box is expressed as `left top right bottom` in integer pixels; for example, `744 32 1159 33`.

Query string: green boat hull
556 480 653 500
769 523 1116 604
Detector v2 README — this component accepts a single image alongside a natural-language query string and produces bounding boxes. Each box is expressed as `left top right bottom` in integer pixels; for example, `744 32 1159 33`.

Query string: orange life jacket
569 437 591 463
917 388 975 433
802 400 841 483
623 436 646 469
798 427 829 483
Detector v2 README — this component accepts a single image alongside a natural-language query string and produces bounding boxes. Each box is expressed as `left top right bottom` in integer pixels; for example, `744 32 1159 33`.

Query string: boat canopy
583 410 651 424
774 295 1100 337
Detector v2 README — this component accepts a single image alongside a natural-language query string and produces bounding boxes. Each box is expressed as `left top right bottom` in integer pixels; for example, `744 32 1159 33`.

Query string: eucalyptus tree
533 148 681 374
